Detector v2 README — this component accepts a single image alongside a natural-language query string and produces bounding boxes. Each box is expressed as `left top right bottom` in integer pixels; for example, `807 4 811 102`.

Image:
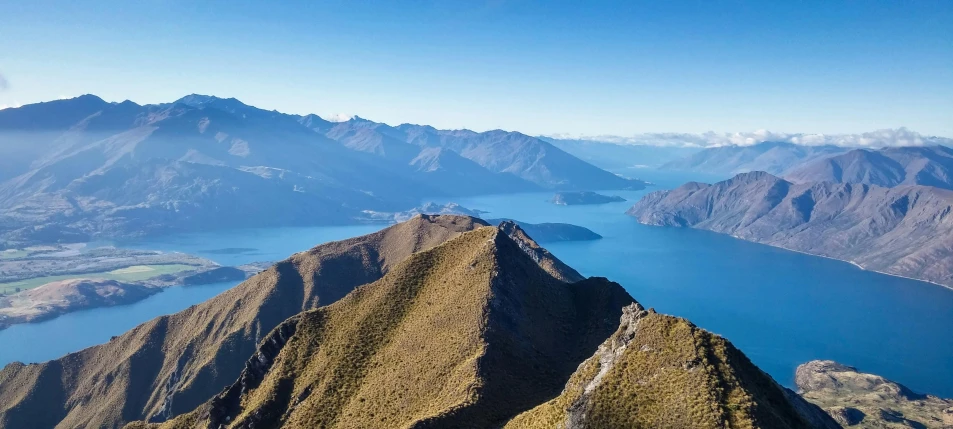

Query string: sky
1 0 951 137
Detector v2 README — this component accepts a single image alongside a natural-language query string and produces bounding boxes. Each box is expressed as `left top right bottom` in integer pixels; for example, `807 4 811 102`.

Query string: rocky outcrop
627 172 953 288
796 360 953 428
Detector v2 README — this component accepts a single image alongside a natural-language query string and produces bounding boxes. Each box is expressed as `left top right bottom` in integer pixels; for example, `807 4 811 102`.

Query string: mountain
506 305 838 429
627 172 953 288
0 279 157 329
0 215 836 429
124 221 829 429
796 360 953 428
663 141 848 176
540 137 702 170
0 215 490 429
0 95 640 246
785 145 953 190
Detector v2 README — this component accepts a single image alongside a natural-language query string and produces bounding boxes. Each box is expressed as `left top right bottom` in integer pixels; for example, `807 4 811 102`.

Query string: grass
0 264 195 294
0 249 29 260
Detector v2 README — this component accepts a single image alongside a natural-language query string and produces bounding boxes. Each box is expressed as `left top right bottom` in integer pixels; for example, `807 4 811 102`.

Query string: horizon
6 92 951 147
1 1 951 137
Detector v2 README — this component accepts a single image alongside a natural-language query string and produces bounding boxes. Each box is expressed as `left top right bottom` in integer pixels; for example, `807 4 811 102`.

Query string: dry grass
140 225 633 429
0 215 488 429
506 312 819 429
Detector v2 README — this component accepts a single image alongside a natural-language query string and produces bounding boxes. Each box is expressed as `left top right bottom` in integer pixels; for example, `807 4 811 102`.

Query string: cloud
325 113 354 123
545 128 953 148
0 72 8 91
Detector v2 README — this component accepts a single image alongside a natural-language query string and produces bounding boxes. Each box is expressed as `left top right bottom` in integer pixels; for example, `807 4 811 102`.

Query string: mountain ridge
627 172 953 288
0 95 643 247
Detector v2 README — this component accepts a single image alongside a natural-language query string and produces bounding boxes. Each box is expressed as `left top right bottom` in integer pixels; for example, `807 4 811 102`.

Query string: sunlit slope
131 226 633 429
0 215 487 429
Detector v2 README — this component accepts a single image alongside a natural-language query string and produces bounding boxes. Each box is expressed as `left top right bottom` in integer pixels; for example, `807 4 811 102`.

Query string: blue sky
1 0 951 136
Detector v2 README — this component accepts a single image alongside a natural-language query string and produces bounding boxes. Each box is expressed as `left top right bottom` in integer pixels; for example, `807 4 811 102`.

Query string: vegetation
0 264 195 294
506 311 825 429
0 215 489 429
141 225 632 428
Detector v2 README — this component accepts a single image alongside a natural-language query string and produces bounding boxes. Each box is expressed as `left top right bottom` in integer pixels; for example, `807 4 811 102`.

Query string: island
486 219 602 242
550 191 626 205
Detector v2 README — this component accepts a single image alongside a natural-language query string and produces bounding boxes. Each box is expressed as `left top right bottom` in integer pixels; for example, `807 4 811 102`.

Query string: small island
486 219 602 242
551 191 627 206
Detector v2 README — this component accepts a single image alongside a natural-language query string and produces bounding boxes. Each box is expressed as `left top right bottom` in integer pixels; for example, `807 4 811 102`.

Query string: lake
1 168 951 398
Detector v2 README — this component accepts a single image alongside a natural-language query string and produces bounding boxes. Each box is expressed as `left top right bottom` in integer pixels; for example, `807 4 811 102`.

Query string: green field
0 264 196 295
0 250 29 260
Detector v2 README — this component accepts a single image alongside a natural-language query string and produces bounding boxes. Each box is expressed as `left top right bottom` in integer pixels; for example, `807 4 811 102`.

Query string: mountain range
662 142 953 192
0 95 643 247
0 215 838 429
785 145 953 190
627 172 953 288
661 141 850 176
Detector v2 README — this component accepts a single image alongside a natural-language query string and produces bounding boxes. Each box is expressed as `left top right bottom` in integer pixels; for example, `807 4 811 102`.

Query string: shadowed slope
0 215 488 429
628 172 953 288
505 305 838 429
129 226 634 429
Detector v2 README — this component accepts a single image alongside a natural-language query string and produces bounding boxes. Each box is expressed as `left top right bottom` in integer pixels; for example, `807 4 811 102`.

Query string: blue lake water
1 168 951 398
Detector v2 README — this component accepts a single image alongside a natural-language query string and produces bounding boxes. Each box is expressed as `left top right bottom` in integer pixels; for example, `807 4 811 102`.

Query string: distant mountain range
539 136 701 170
785 145 953 190
662 141 850 176
628 172 953 288
0 95 643 246
663 142 953 192
0 215 837 429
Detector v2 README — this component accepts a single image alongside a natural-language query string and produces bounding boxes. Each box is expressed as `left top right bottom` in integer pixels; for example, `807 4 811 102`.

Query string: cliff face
627 172 953 288
797 360 953 428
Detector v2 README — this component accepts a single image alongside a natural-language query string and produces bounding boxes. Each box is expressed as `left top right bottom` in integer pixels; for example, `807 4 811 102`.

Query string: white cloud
0 73 8 91
545 127 953 148
325 113 354 123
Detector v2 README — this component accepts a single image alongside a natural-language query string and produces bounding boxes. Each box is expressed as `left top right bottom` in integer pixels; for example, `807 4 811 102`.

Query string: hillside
124 224 830 429
627 172 953 288
785 145 953 190
797 360 953 428
0 215 491 429
0 95 640 246
505 305 837 429
662 142 848 176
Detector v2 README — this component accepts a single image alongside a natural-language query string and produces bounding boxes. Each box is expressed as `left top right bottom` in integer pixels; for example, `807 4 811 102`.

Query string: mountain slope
0 95 637 245
663 142 848 176
0 215 489 429
132 225 634 429
785 145 953 190
505 305 837 429
395 124 645 190
627 172 953 288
